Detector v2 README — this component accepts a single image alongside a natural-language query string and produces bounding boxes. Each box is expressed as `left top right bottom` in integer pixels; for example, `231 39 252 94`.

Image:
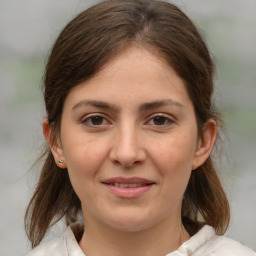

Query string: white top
27 223 255 256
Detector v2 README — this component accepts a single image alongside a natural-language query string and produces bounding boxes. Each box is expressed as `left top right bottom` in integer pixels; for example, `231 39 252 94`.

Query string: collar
64 223 215 256
166 225 215 255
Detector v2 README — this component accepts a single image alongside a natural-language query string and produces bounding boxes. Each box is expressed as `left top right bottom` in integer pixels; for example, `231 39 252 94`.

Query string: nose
109 124 146 168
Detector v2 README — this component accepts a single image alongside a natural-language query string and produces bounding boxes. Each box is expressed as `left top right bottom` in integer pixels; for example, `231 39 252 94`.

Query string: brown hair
25 0 230 247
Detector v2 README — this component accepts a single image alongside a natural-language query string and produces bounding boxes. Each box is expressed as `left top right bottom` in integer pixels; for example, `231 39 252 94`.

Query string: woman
25 0 255 255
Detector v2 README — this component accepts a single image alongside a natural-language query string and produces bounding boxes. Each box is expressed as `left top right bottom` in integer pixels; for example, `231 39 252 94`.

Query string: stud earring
58 160 64 164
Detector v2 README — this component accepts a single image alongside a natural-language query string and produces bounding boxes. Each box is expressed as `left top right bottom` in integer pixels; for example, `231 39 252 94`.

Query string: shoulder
206 236 255 255
26 223 85 256
191 226 256 256
26 237 66 256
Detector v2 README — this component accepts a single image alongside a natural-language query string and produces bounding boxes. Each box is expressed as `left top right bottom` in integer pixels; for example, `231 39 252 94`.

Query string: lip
101 177 156 198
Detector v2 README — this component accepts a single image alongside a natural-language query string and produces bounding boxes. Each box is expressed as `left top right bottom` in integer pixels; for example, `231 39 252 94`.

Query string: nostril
112 159 142 168
109 136 146 168
113 160 121 165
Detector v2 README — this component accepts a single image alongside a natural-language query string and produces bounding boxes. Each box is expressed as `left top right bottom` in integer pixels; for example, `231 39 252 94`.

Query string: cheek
151 135 196 204
62 138 109 204
62 135 109 181
150 133 197 173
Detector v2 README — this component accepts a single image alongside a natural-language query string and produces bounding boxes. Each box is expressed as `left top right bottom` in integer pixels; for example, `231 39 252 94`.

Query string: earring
58 159 64 164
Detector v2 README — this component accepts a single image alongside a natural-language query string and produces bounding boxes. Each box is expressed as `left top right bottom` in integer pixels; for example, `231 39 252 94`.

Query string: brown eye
82 115 109 127
153 116 168 125
91 116 104 125
145 114 174 128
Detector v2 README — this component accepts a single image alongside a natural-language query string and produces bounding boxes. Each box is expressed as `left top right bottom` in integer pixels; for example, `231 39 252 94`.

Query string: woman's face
48 46 215 232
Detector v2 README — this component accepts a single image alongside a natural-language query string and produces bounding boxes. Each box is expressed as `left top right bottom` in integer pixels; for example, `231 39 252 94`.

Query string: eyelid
144 113 176 126
81 113 112 127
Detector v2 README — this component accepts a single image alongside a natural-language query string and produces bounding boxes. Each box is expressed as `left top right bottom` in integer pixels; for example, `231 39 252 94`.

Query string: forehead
63 46 192 111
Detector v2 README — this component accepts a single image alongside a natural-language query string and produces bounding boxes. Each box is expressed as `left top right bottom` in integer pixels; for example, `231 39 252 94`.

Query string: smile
101 177 155 198
109 183 147 188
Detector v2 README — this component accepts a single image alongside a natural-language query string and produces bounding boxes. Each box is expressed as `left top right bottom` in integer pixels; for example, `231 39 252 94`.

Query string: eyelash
81 113 175 128
81 114 111 127
145 114 175 127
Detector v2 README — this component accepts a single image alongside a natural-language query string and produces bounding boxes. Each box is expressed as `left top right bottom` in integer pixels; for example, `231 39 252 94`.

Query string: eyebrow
139 99 185 111
72 100 117 111
72 99 184 112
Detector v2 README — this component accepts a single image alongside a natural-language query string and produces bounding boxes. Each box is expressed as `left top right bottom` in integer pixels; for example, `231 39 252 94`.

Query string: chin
109 220 151 233
102 211 158 233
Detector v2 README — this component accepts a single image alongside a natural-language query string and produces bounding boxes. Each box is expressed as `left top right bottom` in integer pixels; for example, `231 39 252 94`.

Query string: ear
43 118 67 169
192 119 217 170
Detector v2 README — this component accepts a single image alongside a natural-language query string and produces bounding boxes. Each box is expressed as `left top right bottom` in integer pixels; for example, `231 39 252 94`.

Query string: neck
79 214 190 256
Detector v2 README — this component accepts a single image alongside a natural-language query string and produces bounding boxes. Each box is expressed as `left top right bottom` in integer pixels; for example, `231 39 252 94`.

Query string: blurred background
0 0 255 254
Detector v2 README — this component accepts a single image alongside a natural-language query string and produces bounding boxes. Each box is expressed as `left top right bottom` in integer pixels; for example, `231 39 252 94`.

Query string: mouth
105 182 151 188
101 177 156 198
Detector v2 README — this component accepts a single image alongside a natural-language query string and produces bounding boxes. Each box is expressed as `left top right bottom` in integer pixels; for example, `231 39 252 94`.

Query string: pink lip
101 177 155 199
102 177 155 184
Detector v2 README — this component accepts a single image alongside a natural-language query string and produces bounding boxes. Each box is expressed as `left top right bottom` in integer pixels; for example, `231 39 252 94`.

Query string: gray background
0 0 255 254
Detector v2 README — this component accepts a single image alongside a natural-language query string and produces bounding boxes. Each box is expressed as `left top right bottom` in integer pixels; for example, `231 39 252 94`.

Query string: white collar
165 225 215 255
64 223 215 256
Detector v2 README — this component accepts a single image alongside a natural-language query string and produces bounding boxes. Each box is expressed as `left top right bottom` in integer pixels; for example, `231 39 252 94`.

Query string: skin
44 46 216 256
